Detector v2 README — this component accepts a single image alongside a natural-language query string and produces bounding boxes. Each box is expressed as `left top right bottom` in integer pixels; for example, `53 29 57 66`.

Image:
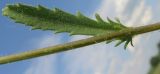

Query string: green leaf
115 40 125 47
2 3 134 49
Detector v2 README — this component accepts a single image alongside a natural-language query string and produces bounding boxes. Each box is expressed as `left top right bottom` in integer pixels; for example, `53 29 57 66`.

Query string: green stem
0 23 160 64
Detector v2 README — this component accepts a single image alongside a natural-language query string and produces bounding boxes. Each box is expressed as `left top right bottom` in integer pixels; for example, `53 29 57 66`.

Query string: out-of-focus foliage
149 42 160 74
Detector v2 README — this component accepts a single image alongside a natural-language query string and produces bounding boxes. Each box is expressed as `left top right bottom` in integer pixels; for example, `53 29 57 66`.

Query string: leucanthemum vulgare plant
3 3 133 48
0 3 160 64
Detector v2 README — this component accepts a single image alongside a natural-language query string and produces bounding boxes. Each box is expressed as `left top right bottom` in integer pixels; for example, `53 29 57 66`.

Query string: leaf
2 3 134 49
115 40 125 47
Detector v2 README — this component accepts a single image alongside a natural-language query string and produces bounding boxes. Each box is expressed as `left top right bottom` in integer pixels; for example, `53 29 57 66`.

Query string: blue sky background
0 0 160 74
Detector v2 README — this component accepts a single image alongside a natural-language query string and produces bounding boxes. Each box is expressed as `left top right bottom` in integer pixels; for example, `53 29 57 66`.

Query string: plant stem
0 23 160 64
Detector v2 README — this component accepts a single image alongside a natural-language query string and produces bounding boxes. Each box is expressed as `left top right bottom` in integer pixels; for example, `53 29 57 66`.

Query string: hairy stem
0 23 160 64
